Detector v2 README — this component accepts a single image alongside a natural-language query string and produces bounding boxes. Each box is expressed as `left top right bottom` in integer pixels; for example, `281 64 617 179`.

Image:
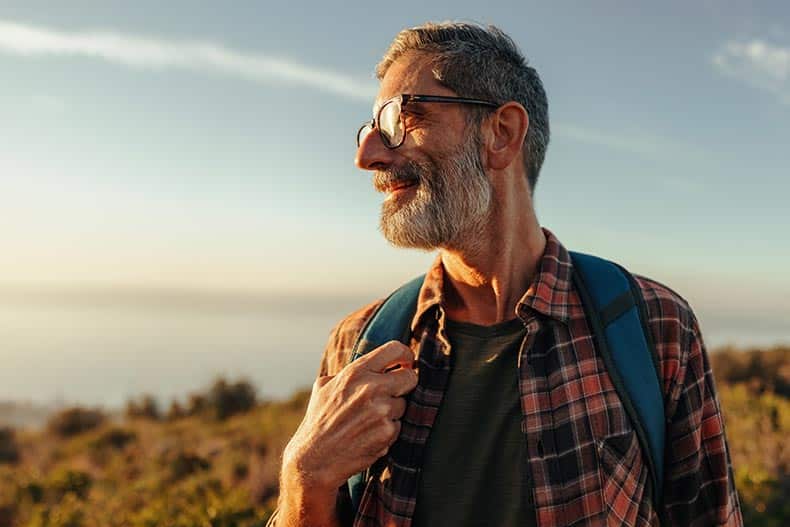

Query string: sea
0 288 787 418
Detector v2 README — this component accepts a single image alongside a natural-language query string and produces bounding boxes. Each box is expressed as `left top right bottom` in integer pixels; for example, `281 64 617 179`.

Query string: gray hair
377 22 550 192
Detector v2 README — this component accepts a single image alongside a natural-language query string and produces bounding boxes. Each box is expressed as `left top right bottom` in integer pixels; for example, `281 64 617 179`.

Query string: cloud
551 122 709 192
0 19 377 101
553 123 662 157
713 39 790 105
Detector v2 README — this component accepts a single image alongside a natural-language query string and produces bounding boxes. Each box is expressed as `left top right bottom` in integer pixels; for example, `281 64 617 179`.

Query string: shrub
125 394 160 421
90 427 137 451
28 492 86 527
166 400 186 421
207 378 257 421
47 468 92 500
47 408 104 438
186 394 207 416
168 451 211 481
711 346 790 397
0 427 19 464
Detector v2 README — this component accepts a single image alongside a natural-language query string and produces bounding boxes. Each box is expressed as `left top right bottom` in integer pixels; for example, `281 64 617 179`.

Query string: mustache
373 163 423 193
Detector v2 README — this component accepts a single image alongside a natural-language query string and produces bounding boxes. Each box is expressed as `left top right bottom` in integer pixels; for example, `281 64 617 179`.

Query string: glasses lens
378 99 404 147
357 122 374 146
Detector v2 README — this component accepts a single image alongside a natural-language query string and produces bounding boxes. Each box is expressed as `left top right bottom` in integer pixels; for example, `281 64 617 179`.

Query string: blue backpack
346 252 665 518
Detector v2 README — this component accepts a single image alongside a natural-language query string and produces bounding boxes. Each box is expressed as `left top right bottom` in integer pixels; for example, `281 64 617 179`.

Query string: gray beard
378 131 493 254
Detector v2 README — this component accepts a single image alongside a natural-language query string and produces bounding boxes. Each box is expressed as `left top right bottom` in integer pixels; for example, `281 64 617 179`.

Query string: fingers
387 396 407 420
380 366 419 397
356 341 415 373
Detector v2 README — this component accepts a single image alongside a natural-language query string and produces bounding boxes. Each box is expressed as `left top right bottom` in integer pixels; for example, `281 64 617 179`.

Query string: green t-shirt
412 316 535 527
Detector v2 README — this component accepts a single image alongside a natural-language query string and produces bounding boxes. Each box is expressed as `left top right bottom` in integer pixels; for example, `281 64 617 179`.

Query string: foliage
0 376 297 526
0 350 787 525
125 395 161 421
0 427 19 464
160 377 258 422
46 408 105 438
206 378 258 421
711 346 790 526
46 468 93 501
711 346 790 397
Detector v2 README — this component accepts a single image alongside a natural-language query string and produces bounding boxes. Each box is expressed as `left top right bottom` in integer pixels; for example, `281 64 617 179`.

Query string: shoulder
630 272 703 399
317 298 386 377
632 273 697 330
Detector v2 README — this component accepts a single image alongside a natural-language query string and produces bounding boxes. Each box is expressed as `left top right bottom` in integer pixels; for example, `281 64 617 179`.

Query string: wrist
281 454 338 498
282 441 340 494
279 462 339 527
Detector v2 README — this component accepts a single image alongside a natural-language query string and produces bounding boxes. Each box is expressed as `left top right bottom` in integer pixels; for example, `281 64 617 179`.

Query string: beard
374 129 493 253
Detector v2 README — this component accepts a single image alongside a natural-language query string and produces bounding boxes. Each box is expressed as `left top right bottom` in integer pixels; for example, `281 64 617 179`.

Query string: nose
355 127 397 171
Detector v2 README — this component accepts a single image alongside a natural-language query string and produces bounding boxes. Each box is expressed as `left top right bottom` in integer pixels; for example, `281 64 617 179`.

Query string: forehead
373 52 455 110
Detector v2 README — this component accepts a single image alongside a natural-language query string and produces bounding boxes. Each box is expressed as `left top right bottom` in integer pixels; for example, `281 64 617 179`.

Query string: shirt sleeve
662 311 743 526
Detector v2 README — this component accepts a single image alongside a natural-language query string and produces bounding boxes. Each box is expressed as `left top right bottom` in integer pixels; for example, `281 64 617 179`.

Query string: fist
282 341 418 491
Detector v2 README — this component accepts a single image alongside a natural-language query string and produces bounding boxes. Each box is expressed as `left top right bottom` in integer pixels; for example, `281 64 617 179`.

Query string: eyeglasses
356 94 499 149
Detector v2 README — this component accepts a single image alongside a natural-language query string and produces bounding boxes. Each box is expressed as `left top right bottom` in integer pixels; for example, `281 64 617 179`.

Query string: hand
282 341 418 492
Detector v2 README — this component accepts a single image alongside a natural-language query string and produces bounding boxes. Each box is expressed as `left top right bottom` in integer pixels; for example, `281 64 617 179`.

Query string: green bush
207 378 257 421
47 408 105 438
90 427 137 451
28 492 86 527
168 451 211 482
711 346 790 397
166 400 186 421
0 427 19 464
46 468 92 501
125 395 161 421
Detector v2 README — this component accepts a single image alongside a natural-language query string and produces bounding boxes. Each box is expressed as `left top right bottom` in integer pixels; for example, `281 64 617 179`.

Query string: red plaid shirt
271 227 742 526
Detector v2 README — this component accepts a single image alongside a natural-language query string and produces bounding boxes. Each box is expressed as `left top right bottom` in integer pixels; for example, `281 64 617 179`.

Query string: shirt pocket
597 430 649 527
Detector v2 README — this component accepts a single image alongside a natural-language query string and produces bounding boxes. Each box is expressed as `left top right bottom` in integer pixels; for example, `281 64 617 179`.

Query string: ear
482 102 529 171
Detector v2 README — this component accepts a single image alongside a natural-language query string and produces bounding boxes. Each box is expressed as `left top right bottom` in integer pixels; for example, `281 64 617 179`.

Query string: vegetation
46 408 105 438
712 346 790 526
0 348 786 526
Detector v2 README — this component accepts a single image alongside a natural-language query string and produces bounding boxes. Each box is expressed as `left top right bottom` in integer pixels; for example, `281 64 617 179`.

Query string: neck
439 186 545 326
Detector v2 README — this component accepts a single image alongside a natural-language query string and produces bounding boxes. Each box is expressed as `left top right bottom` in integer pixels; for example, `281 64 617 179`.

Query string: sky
0 1 788 358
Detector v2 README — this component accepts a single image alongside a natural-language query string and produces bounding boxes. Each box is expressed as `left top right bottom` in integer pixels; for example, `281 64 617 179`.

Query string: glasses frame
356 94 500 149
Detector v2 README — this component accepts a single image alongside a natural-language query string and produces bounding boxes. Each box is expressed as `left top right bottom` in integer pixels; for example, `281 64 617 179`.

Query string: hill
0 346 787 526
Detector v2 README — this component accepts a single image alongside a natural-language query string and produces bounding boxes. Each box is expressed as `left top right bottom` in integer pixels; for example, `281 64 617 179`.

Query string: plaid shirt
270 227 742 527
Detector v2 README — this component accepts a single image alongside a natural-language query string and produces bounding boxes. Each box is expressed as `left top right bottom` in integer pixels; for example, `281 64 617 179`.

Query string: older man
269 22 742 527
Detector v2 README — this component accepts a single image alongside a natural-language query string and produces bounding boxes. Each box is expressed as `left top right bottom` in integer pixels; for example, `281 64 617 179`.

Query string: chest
357 313 654 526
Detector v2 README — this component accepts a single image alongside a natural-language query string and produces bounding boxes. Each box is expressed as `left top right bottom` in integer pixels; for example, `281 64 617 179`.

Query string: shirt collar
409 227 575 333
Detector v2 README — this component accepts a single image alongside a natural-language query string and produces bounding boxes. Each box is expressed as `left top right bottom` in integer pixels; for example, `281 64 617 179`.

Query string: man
269 22 742 527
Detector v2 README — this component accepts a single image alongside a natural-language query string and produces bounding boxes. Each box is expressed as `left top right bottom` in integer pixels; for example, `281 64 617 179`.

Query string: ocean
0 289 786 411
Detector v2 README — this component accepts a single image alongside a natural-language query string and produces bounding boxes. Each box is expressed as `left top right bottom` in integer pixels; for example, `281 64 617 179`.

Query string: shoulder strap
569 251 665 505
346 274 425 513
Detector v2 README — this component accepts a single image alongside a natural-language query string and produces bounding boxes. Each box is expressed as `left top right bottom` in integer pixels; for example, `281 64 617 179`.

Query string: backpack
346 252 665 520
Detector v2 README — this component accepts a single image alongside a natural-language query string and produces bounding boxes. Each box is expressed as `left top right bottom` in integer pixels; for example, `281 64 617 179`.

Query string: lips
386 179 418 193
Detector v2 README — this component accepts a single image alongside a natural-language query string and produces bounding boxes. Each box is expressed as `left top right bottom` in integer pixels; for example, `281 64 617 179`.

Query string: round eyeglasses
356 94 499 149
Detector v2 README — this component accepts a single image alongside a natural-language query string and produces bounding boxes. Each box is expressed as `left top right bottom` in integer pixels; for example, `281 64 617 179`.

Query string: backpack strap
569 251 665 505
346 274 425 513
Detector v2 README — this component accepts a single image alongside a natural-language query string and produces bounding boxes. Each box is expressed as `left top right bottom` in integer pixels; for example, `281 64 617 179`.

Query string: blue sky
0 1 788 346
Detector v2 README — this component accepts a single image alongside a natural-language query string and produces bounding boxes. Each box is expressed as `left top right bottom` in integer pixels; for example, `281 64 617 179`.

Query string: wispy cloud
553 123 663 157
0 19 377 101
713 39 790 105
552 122 708 192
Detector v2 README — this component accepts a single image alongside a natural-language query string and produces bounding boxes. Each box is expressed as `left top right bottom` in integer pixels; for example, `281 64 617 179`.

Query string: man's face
355 53 493 251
